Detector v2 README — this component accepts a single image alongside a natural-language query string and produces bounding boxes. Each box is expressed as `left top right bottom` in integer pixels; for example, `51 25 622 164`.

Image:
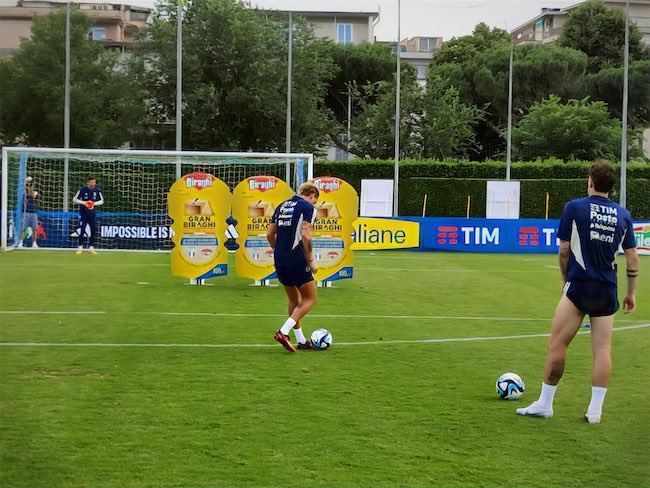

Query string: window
416 65 427 80
337 23 353 44
89 27 107 41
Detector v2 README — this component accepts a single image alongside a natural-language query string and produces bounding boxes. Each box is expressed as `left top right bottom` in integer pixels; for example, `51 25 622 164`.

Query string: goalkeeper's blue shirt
74 186 103 216
271 195 316 266
557 195 635 287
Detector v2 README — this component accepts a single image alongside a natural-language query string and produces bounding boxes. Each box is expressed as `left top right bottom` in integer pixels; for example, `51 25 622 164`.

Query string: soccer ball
310 328 332 349
496 372 525 400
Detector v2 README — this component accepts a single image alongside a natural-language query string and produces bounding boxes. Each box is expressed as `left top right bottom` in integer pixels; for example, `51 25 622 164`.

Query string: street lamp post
393 0 401 217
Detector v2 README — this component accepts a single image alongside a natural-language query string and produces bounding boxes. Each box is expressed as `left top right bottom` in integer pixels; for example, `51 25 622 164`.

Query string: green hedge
314 159 650 219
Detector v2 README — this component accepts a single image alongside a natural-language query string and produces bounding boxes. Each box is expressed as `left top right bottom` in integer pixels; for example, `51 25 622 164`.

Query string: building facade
512 1 650 45
273 7 379 45
0 0 151 58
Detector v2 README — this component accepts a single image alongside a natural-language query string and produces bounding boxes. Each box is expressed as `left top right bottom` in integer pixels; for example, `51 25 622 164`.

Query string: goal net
1 147 313 251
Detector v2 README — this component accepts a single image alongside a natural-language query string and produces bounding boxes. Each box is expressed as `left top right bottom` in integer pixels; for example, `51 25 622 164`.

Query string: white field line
354 268 557 272
0 323 647 349
0 310 645 323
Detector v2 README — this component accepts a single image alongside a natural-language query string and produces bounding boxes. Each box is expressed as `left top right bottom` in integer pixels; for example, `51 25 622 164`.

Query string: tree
0 9 143 147
429 42 588 159
322 42 396 149
433 23 510 65
559 0 649 73
420 76 484 159
511 95 627 160
348 69 483 160
130 0 336 152
348 69 422 159
587 60 650 127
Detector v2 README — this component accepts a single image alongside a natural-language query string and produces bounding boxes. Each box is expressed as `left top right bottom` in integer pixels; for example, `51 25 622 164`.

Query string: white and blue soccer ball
496 372 525 400
310 328 332 350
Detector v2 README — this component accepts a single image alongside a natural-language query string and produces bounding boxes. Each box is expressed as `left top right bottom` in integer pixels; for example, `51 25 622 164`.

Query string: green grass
1 250 649 488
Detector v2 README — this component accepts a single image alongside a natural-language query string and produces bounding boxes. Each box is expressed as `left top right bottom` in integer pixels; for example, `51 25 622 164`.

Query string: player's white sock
293 327 307 344
585 386 607 424
89 246 95 250
280 318 297 336
78 245 83 250
538 382 557 409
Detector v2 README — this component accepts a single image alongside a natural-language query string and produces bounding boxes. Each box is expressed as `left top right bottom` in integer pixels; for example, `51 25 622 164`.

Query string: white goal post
1 146 313 251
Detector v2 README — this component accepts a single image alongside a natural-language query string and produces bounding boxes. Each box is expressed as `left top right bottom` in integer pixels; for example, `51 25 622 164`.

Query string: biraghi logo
185 172 213 190
314 178 341 192
249 177 276 192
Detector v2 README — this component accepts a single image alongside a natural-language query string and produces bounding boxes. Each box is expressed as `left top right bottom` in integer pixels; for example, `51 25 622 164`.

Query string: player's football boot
89 249 97 255
75 249 83 255
584 414 601 424
516 401 553 418
274 331 296 352
297 341 315 350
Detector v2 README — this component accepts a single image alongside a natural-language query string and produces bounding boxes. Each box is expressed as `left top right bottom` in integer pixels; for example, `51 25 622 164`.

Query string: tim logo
519 227 540 246
185 172 213 190
437 226 459 245
249 177 276 192
314 178 341 193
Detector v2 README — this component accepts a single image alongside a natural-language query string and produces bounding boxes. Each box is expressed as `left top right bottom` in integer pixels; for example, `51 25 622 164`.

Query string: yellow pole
422 193 428 217
466 195 471 218
545 192 550 220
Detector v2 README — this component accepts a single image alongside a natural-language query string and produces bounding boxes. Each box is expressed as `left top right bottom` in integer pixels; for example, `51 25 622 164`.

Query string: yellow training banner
168 172 232 280
351 218 420 250
232 176 293 280
311 177 359 283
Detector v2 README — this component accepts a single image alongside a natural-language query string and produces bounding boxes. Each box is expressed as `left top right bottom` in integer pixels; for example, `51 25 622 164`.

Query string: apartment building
272 7 379 45
512 0 650 45
399 36 443 86
0 0 151 58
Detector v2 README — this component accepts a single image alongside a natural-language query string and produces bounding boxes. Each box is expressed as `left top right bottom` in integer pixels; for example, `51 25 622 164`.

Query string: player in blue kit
517 162 638 424
266 182 320 352
72 176 104 255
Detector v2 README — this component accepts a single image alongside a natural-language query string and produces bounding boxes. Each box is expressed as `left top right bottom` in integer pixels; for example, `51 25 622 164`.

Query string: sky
0 0 582 41
250 0 580 41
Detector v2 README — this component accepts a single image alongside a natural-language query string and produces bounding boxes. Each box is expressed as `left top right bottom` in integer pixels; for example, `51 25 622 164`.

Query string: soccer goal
1 147 313 251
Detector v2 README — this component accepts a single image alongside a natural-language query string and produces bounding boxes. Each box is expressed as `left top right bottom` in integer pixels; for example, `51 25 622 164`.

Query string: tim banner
311 177 359 282
168 172 232 281
231 176 293 281
414 217 560 253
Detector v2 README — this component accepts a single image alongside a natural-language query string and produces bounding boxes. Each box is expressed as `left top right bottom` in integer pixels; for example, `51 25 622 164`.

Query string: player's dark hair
589 161 616 193
86 176 96 182
298 182 320 199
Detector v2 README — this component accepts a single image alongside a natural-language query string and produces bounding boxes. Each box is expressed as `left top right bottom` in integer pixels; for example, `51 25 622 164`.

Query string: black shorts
564 280 619 317
275 263 314 288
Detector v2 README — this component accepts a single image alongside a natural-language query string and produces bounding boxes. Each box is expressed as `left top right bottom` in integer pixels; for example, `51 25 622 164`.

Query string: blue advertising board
396 217 561 253
7 211 173 250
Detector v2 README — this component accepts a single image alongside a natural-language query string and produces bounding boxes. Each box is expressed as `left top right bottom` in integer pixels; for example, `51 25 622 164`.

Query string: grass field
1 250 649 488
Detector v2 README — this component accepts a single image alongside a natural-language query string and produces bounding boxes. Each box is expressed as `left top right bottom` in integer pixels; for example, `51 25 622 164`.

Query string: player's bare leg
284 286 311 348
585 314 613 424
517 295 583 418
273 285 300 352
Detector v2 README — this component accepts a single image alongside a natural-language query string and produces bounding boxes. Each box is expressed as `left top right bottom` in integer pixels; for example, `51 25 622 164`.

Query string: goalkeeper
72 176 104 255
